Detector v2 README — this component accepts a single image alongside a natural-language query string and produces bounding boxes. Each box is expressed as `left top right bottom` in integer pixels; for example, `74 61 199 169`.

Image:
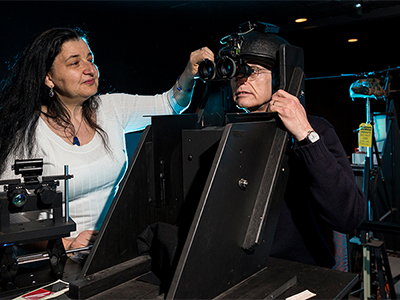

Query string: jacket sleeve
293 116 366 233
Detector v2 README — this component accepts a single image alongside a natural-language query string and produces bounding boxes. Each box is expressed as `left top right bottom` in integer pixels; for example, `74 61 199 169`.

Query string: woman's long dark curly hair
0 28 107 177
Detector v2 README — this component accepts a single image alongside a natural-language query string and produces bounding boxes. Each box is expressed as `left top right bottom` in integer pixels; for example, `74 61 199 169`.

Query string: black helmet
198 22 291 82
240 30 289 70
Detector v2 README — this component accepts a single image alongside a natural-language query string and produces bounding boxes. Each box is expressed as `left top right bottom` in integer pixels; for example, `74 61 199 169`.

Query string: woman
0 28 214 250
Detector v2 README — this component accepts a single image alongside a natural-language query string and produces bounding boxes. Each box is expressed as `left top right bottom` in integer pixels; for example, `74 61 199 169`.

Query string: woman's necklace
72 118 84 146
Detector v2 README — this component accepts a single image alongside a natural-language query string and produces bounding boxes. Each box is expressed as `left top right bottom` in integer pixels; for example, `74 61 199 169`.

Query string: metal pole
64 165 69 222
363 97 372 300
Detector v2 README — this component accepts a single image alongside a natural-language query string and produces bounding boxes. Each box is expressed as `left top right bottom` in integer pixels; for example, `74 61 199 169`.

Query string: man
229 25 365 268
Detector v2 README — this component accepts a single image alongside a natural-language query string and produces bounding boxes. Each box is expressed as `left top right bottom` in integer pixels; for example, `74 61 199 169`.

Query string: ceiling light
353 3 362 15
295 18 308 23
348 38 358 43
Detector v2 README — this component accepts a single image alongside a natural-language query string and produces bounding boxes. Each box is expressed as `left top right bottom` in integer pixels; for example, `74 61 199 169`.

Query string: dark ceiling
258 0 400 31
120 0 400 32
79 0 400 32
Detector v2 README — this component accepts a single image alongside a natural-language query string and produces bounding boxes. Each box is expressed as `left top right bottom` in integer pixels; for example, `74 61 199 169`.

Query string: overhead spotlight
353 2 362 15
295 18 308 23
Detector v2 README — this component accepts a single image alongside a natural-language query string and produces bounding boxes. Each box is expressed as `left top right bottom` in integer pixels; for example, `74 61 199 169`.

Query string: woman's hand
63 230 98 250
174 47 214 107
179 47 214 87
185 47 215 78
268 89 314 141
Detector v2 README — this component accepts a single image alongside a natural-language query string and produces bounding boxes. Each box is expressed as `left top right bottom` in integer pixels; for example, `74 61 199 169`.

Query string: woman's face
230 63 272 113
45 38 99 106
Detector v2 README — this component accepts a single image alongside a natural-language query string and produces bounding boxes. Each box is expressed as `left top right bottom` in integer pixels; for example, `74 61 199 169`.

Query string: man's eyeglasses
236 67 270 81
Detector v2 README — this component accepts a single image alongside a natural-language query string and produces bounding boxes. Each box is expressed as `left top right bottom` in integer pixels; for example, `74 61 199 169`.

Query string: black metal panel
178 128 224 232
181 128 224 201
81 114 198 278
151 114 198 211
167 120 290 300
81 126 154 277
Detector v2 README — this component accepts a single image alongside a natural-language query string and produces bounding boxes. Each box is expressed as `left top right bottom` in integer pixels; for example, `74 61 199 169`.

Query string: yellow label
359 123 373 147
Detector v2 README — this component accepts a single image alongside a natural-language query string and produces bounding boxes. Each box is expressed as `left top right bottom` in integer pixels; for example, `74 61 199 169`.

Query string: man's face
230 63 272 113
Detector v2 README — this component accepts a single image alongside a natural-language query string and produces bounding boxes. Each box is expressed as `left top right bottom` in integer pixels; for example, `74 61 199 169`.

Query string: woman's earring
49 87 54 97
